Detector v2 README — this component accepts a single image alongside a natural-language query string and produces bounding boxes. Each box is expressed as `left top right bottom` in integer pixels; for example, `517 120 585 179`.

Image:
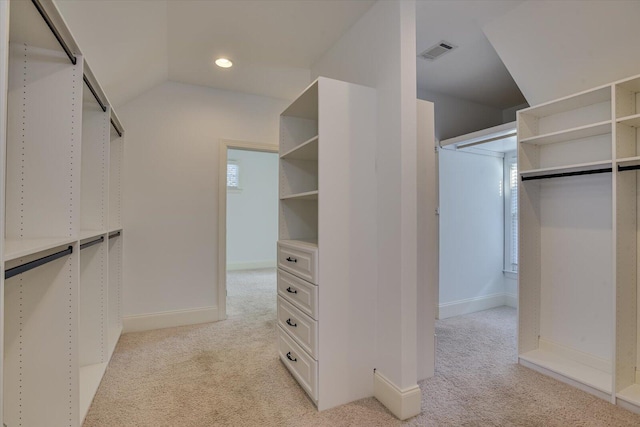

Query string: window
506 154 518 272
227 160 240 190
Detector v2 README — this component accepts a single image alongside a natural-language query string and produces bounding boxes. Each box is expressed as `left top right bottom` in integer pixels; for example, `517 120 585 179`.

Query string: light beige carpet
83 269 640 426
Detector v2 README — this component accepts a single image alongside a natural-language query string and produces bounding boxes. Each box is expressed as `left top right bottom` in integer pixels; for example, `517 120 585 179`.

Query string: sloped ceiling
166 0 374 101
484 0 640 106
416 0 526 109
56 0 169 108
56 0 375 107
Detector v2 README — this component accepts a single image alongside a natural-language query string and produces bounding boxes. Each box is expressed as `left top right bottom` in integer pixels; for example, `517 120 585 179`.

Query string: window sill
503 270 518 280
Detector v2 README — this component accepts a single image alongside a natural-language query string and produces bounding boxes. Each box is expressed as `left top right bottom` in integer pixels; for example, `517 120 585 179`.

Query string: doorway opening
217 141 279 320
437 122 518 320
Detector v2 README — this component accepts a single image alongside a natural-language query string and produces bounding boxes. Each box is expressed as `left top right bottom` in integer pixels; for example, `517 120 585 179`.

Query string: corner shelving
2 1 126 426
279 81 319 242
278 77 378 411
518 79 615 404
613 74 640 412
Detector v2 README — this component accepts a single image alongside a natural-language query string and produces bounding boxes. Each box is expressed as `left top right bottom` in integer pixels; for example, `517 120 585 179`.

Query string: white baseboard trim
123 306 219 333
438 293 508 319
373 371 422 420
227 260 276 271
505 293 518 308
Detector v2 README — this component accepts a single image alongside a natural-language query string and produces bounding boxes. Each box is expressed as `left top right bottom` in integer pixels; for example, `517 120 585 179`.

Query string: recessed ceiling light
215 58 233 68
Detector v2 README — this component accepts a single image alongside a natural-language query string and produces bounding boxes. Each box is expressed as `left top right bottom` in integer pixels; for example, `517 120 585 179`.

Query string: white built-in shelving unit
277 77 378 410
518 73 640 413
1 1 125 425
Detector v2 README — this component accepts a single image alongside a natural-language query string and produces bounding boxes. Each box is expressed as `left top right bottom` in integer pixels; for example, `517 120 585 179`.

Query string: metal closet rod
109 231 121 239
31 0 76 65
30 0 123 137
521 168 612 181
80 236 104 250
618 164 640 172
83 75 106 113
111 119 123 137
5 246 73 280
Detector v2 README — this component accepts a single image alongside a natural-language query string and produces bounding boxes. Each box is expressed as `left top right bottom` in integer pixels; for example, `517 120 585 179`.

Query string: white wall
311 0 423 415
438 148 505 318
226 149 278 270
119 81 287 320
484 0 640 106
417 88 503 141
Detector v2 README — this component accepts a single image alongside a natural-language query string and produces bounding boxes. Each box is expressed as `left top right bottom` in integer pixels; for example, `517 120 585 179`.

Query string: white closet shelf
519 349 612 394
521 86 611 119
617 156 640 168
617 384 640 408
519 121 611 146
279 238 318 248
80 229 106 241
280 135 318 160
80 362 109 422
108 225 123 234
280 190 319 201
4 236 77 262
617 114 640 128
520 160 612 180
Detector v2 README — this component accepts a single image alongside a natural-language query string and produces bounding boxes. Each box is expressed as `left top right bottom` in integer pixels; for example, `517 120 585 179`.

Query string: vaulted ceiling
56 0 527 110
56 0 640 113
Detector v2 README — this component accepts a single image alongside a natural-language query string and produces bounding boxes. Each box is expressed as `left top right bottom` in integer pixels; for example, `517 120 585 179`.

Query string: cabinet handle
286 318 297 327
286 351 297 362
286 257 297 263
286 287 298 294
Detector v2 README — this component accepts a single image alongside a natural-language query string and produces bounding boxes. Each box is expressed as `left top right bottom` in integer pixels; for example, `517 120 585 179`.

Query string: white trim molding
373 371 422 420
218 139 279 322
438 292 509 319
123 306 219 333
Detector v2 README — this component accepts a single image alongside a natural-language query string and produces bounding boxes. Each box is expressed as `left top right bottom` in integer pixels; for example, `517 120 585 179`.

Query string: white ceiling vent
419 41 457 61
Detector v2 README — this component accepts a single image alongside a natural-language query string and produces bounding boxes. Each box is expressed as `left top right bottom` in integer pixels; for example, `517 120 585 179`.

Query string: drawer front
277 242 318 284
278 296 318 358
278 326 318 401
277 269 318 319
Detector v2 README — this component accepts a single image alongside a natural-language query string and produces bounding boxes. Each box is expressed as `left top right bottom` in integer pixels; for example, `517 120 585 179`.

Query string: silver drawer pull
286 257 297 263
286 351 297 362
286 287 297 294
286 318 297 327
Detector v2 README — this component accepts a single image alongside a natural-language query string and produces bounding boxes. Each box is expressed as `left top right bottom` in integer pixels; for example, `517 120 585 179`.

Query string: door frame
217 139 279 320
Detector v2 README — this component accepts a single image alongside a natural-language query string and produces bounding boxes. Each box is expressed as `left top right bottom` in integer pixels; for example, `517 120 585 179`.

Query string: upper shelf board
520 121 611 145
520 86 611 119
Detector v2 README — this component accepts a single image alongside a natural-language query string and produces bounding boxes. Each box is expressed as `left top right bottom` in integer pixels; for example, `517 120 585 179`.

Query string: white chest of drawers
276 240 319 400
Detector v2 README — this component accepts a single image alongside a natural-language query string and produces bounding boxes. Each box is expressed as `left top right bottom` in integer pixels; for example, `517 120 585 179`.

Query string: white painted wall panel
226 149 278 269
539 175 612 361
120 81 287 316
312 0 421 394
418 88 504 141
439 148 505 305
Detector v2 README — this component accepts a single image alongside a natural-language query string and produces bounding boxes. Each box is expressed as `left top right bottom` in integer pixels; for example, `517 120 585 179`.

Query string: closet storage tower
517 72 640 413
2 0 125 425
277 77 377 410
